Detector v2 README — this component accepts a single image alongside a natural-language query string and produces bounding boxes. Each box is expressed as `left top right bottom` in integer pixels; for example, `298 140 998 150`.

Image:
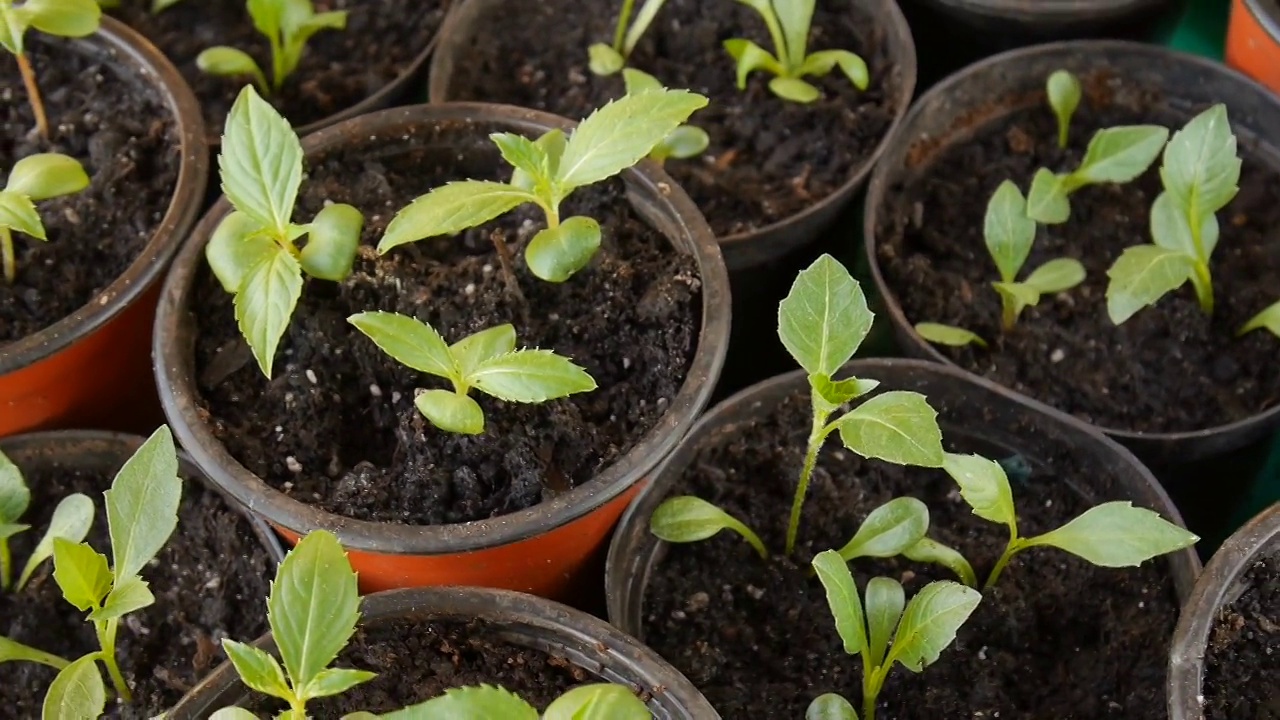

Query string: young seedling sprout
197 0 346 95
810 551 980 720
725 0 868 103
588 0 667 75
1105 104 1241 324
649 254 946 559
0 0 101 139
376 87 707 284
347 313 596 436
1047 69 1081 150
0 152 90 283
1239 298 1280 339
0 448 94 594
206 85 365 378
623 69 709 164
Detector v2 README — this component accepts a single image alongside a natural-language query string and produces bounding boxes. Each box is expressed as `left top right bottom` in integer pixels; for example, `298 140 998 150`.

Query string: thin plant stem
785 409 830 555
2 227 16 284
488 229 526 304
0 540 10 589
611 0 635 53
1191 262 1214 316
984 538 1022 590
16 53 49 140
96 619 131 702
1000 297 1017 332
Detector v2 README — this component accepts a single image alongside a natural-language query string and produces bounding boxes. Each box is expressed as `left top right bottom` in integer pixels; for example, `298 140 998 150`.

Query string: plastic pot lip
0 16 209 376
170 586 721 719
1242 0 1280 41
862 38 1280 460
605 356 1202 631
153 101 731 557
0 428 287 567
425 0 918 273
1168 501 1280 719
921 0 1174 22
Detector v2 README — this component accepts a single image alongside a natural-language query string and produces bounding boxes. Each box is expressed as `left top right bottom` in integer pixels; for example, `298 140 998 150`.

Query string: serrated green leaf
385 685 539 720
834 391 944 468
299 203 362 282
865 576 905 668
414 389 485 435
0 191 45 239
42 653 105 720
0 449 28 525
983 180 1036 283
773 0 813 67
798 49 868 91
24 0 101 38
903 537 978 587
544 684 651 720
0 636 69 669
812 550 866 655
302 667 376 700
1025 501 1198 566
223 639 292 700
525 215 602 282
1161 104 1241 223
1047 70 1080 148
378 181 536 254
52 539 111 611
942 453 1016 530
6 153 89 200
450 325 517 376
16 493 94 590
806 693 858 720
588 43 625 75
219 85 303 236
1026 168 1071 224
347 311 456 382
1072 125 1168 185
205 212 274 294
1239 299 1280 338
811 373 879 407
992 281 1041 326
778 254 870 377
769 76 821 103
1105 244 1196 324
556 88 708 189
724 38 783 89
649 496 767 559
90 576 155 621
209 709 259 720
914 322 987 349
468 349 596 403
837 497 930 561
269 530 361 691
106 425 180 583
884 581 981 672
235 245 303 378
1022 258 1085 295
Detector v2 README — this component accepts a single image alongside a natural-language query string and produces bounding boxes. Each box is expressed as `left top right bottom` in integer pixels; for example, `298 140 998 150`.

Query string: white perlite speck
285 456 303 473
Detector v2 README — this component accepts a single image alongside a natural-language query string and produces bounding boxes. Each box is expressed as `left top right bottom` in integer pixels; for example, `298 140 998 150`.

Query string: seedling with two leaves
347 313 596 436
588 0 667 76
376 86 707 284
206 85 365 378
0 0 101 139
726 0 868 103
197 0 346 95
1 152 90 283
650 254 946 559
623 69 709 164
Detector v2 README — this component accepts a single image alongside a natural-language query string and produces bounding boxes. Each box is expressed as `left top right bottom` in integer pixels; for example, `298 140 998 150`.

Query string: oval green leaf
724 38 783 89
622 68 664 95
1047 69 1080 148
1022 257 1085 295
415 389 485 435
105 424 181 582
0 448 29 525
302 667 378 700
210 709 260 720
778 253 871 377
834 390 945 468
385 684 538 720
811 550 866 655
983 180 1036 283
197 46 268 90
1024 501 1198 567
659 125 710 161
914 322 986 349
24 0 101 38
1025 168 1071 225
6 153 89 201
300 203 363 281
903 537 978 587
588 43 625 75
1074 125 1169 185
16 492 94 590
837 497 930 561
544 684 651 720
806 693 858 720
1161 104 1241 221
649 496 767 559
769 76 821 103
1104 244 1196 325
884 580 982 673
42 653 105 720
525 215 602 282
864 576 905 667
941 453 1016 530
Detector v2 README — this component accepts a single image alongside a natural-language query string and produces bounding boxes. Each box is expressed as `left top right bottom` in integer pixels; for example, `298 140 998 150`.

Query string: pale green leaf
1104 244 1197 324
836 497 930 561
903 537 978 587
197 47 269 91
1239 299 1280 338
834 391 945 468
1072 125 1168 185
0 636 70 669
90 576 155 621
414 389 485 435
450 324 517 377
724 38 783 89
588 43 625 75
0 523 27 540
468 349 596 403
299 202 362 282
622 68 664 95
884 581 981 672
490 132 548 182
0 191 45 239
24 0 101 38
1149 191 1203 258
983 180 1036 283
383 685 539 720
1160 104 1241 222
16 493 94 590
914 322 987 349
1025 501 1198 567
544 683 651 720
992 281 1041 325
205 212 273 294
301 667 377 700
1047 69 1080 148
235 246 303 378
246 0 281 39
52 539 111 611
811 373 879 407
798 49 868 91
778 253 870 377
773 0 813 67
42 654 105 720
1021 258 1085 295
654 125 709 161
525 215 602 282
806 694 858 720
941 453 1016 529
281 10 346 77
0 7 27 55
219 85 303 236
6 153 89 200
865 576 905 668
209 709 260 720
0 449 28 525
1025 169 1070 225
347 311 456 381
512 130 566 192
223 639 291 700
622 0 666 53
106 425 181 582
378 181 535 254
269 530 361 690
649 496 767 559
812 550 866 655
769 76 821 103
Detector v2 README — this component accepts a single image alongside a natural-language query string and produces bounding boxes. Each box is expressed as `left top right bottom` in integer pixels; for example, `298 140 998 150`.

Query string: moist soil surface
640 391 1182 717
0 35 180 343
192 127 700 525
1202 554 1280 719
0 461 275 718
443 0 900 237
107 0 446 137
876 91 1280 434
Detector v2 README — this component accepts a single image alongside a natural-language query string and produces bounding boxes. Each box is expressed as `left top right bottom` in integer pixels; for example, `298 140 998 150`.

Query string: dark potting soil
444 0 900 237
876 92 1280 434
641 391 1182 717
0 36 180 343
0 463 274 718
107 0 446 136
192 128 700 525
1202 553 1280 719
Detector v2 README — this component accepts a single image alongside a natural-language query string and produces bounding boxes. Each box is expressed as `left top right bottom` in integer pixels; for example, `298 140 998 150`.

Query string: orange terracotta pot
154 103 731 603
0 18 208 438
1227 0 1280 94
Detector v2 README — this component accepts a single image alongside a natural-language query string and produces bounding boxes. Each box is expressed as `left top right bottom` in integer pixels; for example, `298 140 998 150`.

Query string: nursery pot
0 17 208 438
169 586 719 719
1168 502 1280 719
1226 0 1280 95
154 103 730 600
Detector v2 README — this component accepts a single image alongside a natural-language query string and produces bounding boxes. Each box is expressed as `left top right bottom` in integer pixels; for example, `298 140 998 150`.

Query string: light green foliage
1046 70 1081 149
42 652 105 720
14 494 94 590
812 550 979 720
348 312 595 435
0 447 95 595
807 693 859 720
622 69 708 164
724 0 868 103
0 449 29 589
378 88 707 283
913 322 986 349
588 0 667 75
827 496 973 586
206 85 365 378
1105 104 1240 323
0 0 100 55
0 153 90 282
1239 299 1280 339
649 495 768 560
1026 124 1169 224
197 0 346 93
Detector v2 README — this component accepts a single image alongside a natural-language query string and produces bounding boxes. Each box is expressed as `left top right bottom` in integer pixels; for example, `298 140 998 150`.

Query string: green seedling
650 254 945 559
206 85 365 378
1026 123 1168 225
197 0 346 94
1 152 90 283
1105 104 1241 323
725 0 868 103
1239 299 1280 339
831 496 976 588
0 0 101 139
622 69 709 164
1047 69 1081 149
588 0 667 75
913 323 987 350
0 449 94 593
376 87 707 284
810 550 980 720
348 312 596 435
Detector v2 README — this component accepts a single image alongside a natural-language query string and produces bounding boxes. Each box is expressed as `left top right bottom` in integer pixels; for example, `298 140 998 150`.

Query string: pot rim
0 16 209 375
922 0 1174 19
153 101 731 556
1242 0 1280 42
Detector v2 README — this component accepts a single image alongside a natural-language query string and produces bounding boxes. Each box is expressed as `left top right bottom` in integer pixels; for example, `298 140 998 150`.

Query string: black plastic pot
153 102 731 599
1168 501 1279 719
168 586 719 719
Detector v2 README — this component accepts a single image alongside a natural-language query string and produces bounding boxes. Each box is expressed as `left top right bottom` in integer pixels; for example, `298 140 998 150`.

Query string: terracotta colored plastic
1226 0 1280 94
154 103 731 600
168 586 719 719
0 18 208 438
1168 501 1279 718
